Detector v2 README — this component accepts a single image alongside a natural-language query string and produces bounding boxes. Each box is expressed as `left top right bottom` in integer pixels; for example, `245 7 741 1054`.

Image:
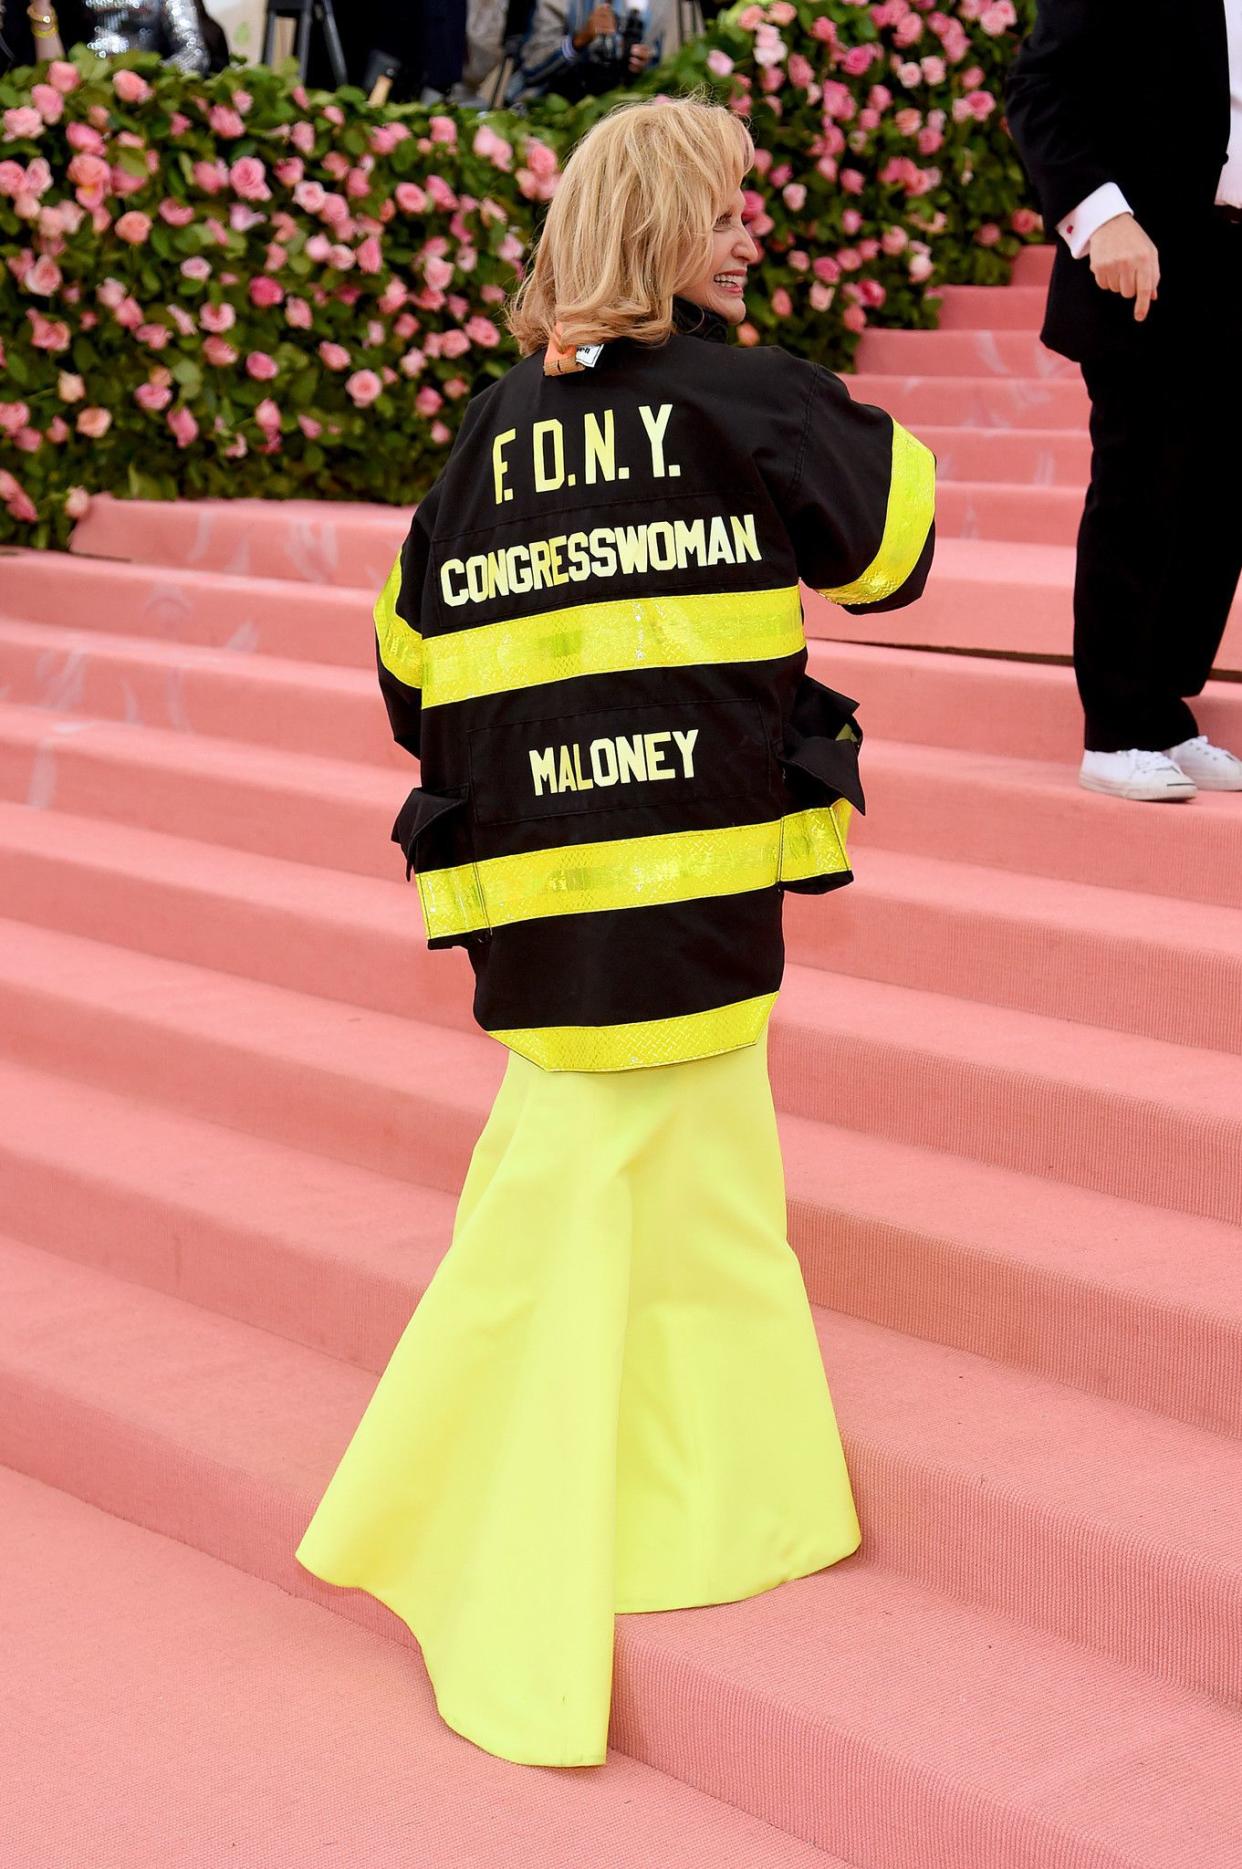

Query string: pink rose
66 122 105 156
200 300 236 332
294 179 326 214
1011 207 1041 236
64 485 90 518
841 45 875 77
58 372 85 401
246 351 279 380
296 413 322 439
31 84 63 124
395 181 427 214
291 121 315 155
134 380 172 412
464 314 500 349
115 209 152 245
136 321 170 348
782 181 806 212
255 397 281 432
28 310 70 350
76 407 112 438
159 198 195 226
168 111 190 136
840 168 864 195
975 222 1002 247
908 250 933 281
208 106 245 138
284 295 312 328
0 401 29 433
181 256 212 282
192 159 229 195
318 341 350 370
113 70 153 105
5 106 44 139
921 55 946 84
249 275 284 308
440 328 470 359
48 60 80 93
414 386 442 416
203 335 237 365
809 282 834 312
274 158 303 187
25 254 62 295
345 368 382 406
356 235 382 273
423 254 453 292
230 156 270 201
167 405 199 447
771 286 792 318
327 244 354 270
425 172 459 210
841 207 862 235
472 124 512 169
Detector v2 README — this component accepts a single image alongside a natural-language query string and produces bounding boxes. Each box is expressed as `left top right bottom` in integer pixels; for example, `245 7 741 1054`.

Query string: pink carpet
2 247 1241 1866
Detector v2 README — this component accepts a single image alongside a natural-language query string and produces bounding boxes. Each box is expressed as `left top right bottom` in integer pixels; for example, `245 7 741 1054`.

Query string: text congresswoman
440 511 762 606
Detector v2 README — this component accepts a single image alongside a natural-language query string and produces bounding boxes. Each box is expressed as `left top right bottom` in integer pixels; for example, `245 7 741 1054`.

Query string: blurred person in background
511 0 675 104
1 0 225 73
1007 0 1242 802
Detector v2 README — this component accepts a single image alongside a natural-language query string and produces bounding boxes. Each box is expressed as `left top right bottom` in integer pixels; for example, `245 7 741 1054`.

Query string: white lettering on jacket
529 728 700 797
441 511 761 606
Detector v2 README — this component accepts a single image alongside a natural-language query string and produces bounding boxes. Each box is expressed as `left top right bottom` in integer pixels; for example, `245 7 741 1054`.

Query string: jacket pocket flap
391 785 466 879
779 732 866 813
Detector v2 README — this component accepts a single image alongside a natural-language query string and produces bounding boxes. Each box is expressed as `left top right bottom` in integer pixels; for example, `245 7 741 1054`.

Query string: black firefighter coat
374 297 936 1071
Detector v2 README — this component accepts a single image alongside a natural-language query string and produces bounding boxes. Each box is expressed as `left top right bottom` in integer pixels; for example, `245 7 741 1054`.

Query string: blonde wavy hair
506 93 754 357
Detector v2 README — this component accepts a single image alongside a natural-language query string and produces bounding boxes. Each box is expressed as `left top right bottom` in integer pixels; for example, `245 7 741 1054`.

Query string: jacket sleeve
373 479 442 760
785 363 936 615
1004 0 1113 231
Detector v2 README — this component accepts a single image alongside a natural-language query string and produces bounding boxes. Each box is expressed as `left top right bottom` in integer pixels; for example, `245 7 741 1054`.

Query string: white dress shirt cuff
1057 182 1134 260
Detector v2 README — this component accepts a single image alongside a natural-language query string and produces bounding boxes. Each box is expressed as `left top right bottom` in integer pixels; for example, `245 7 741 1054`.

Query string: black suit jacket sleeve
1005 0 1115 229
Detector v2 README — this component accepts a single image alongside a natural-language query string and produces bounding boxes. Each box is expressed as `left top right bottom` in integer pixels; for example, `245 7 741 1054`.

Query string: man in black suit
1006 0 1242 801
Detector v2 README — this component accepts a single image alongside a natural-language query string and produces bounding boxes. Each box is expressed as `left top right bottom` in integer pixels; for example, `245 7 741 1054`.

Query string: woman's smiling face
680 188 761 325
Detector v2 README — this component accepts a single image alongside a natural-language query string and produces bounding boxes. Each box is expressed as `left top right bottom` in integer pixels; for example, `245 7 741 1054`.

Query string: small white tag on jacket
574 343 604 369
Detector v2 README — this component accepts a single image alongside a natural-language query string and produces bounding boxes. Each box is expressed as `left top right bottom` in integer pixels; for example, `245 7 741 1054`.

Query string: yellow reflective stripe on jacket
818 419 935 606
420 584 806 709
374 551 423 691
416 806 852 940
489 991 779 1073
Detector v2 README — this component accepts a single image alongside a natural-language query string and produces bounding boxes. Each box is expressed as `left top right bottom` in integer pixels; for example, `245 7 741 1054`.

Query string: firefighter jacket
374 297 936 1072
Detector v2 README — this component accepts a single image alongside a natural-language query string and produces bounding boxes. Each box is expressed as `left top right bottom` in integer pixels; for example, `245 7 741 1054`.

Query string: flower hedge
0 0 1039 548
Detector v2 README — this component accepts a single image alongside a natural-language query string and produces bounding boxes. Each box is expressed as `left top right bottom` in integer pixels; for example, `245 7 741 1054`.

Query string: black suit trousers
1073 220 1242 751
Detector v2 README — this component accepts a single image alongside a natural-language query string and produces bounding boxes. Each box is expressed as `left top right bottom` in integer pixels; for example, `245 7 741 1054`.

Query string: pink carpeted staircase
2 245 1241 1867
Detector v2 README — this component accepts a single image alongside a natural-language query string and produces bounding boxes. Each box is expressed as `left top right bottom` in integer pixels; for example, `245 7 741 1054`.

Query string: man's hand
1086 213 1161 322
628 40 652 71
572 3 616 48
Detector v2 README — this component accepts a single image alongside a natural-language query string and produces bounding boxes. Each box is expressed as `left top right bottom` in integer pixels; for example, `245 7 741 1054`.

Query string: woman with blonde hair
296 92 935 1769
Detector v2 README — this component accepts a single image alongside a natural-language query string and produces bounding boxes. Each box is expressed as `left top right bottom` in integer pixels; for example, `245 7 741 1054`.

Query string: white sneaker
1162 734 1242 791
1079 747 1198 801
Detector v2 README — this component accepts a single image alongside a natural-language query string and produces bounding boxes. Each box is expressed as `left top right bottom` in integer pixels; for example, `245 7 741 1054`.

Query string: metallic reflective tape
417 809 852 941
422 584 806 709
818 419 936 606
373 551 423 691
489 991 780 1073
778 803 852 880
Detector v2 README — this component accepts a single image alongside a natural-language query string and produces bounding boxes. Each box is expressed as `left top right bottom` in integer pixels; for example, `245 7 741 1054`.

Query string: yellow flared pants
294 1018 862 1766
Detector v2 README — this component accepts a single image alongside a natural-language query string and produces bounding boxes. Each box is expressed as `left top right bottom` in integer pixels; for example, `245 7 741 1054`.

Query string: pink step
936 479 1083 544
3 1236 1241 1868
1012 244 1056 285
5 798 1242 1064
7 1049 1239 1444
913 424 1091 484
1 1468 842 1869
928 283 1047 329
7 698 1242 913
0 551 375 666
847 370 1087 428
10 612 1242 774
0 916 1238 1225
855 328 1078 378
806 537 1242 670
71 492 408 588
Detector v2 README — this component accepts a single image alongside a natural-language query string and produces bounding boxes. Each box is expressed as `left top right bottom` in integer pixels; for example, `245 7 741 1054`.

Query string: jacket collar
671 295 730 343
